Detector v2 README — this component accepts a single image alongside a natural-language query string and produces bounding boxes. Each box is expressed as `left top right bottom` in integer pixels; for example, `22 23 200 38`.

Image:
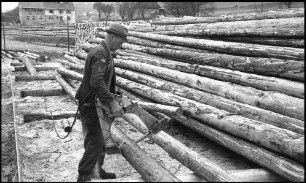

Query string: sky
1 2 19 12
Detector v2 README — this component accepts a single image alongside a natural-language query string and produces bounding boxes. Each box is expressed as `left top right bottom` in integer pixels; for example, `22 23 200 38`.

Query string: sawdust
2 35 260 182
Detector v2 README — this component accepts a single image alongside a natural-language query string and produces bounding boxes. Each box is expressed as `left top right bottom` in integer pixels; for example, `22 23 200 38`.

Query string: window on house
59 10 63 14
33 9 36 12
67 10 71 14
26 16 30 20
67 16 71 20
49 17 53 20
39 16 43 20
57 16 59 19
49 10 53 13
33 16 36 20
38 9 42 12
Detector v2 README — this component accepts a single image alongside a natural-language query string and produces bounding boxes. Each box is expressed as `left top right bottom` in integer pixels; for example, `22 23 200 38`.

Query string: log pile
60 8 304 181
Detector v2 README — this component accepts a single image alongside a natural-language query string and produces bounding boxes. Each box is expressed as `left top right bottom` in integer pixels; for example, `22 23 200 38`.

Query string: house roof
132 2 161 9
19 2 75 10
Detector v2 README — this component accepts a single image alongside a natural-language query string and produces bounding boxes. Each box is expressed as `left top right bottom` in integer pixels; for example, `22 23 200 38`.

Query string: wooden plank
15 75 55 81
23 111 79 123
20 89 65 98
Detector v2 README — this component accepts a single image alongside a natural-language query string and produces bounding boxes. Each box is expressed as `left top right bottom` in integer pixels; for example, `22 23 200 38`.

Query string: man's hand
110 100 124 117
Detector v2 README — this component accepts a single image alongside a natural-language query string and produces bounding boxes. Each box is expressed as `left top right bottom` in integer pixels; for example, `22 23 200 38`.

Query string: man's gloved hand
110 99 124 117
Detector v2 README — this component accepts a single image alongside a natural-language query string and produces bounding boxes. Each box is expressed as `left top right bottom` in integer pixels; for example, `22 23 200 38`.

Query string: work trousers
78 105 105 176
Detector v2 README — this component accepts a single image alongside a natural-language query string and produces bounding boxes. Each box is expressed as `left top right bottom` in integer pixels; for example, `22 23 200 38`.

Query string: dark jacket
75 40 116 105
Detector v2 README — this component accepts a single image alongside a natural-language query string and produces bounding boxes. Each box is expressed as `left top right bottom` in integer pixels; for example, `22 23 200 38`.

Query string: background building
19 2 75 25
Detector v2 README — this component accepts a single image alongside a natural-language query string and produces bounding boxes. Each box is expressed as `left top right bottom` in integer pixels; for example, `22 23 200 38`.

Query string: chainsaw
95 94 164 154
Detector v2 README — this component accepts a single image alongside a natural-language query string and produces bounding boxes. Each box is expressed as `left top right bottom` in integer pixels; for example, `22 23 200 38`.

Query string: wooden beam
53 72 77 103
110 124 181 182
20 89 65 98
15 75 55 81
23 111 79 123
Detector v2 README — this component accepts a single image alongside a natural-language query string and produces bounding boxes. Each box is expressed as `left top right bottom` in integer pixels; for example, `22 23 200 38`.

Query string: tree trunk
132 101 183 115
116 76 304 162
15 75 55 81
65 77 80 89
56 59 84 71
57 67 83 81
16 54 37 75
116 54 304 99
75 51 87 60
115 68 304 134
20 89 65 98
131 17 304 38
150 8 304 25
110 124 181 182
121 114 241 182
209 37 304 48
53 72 77 102
127 31 304 60
114 59 304 121
119 43 304 81
64 54 85 65
168 114 304 182
24 111 79 123
96 32 211 53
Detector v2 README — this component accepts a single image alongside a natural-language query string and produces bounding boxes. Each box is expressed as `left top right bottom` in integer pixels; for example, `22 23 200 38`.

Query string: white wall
45 9 75 23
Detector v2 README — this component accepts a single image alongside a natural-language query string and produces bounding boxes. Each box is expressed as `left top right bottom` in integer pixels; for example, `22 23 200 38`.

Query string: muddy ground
1 35 260 182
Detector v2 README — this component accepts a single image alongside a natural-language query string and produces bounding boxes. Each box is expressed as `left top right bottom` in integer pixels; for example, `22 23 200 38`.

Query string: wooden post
67 15 70 52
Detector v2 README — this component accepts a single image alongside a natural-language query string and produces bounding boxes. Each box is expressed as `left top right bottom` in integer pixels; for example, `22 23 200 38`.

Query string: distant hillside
1 6 19 22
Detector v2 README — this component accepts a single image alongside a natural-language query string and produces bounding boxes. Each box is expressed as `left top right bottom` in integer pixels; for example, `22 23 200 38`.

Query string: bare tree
165 2 214 17
118 2 135 21
164 2 185 17
93 2 103 20
101 3 115 25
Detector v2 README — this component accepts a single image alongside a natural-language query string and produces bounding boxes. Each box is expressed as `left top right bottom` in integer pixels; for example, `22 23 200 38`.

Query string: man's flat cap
106 23 128 40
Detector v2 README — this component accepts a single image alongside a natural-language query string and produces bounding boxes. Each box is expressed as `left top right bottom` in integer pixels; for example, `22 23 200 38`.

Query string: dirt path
1 35 260 182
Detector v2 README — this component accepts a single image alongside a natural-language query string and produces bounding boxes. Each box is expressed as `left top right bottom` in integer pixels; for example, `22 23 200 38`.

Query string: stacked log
69 9 304 181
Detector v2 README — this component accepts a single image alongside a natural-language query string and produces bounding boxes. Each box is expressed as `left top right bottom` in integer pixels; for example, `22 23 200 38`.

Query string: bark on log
24 111 79 123
17 52 38 59
116 77 304 162
132 17 304 38
65 77 80 89
120 43 304 81
57 67 83 81
110 124 181 182
16 54 37 75
121 114 241 182
56 59 84 71
209 37 304 48
167 114 304 182
15 75 55 81
150 8 305 25
115 68 304 134
75 51 87 60
20 89 65 98
11 62 24 66
117 87 152 102
53 72 77 102
116 55 304 99
96 32 212 53
132 101 183 115
115 59 304 121
128 31 304 60
64 54 85 65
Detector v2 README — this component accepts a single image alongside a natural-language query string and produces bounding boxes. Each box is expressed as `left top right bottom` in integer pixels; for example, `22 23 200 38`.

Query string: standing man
75 23 128 182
